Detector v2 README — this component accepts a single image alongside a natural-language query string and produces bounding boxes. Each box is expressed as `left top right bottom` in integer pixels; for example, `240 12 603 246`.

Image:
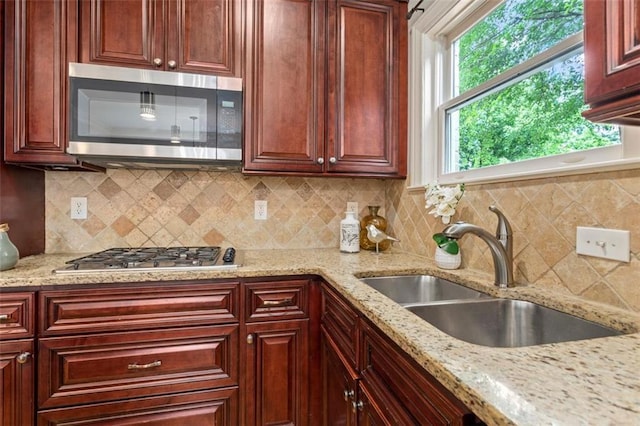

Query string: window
408 0 640 186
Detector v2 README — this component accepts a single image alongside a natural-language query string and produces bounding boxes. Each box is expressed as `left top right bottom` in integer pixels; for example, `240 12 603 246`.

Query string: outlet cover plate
255 200 267 220
347 202 358 214
576 226 630 262
70 197 88 220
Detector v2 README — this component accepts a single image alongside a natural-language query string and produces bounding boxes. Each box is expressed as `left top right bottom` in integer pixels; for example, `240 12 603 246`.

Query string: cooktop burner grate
54 246 241 274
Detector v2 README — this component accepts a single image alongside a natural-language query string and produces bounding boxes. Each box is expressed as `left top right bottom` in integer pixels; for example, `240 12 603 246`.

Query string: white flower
424 183 465 224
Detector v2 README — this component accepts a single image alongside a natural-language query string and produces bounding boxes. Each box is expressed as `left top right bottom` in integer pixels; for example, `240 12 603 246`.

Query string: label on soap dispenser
340 211 360 253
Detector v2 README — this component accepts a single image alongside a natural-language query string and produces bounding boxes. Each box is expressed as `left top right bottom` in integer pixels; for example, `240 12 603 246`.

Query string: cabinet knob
16 352 31 364
343 389 354 401
247 334 254 345
329 157 337 164
351 400 363 413
153 58 163 67
167 60 177 69
317 157 325 165
0 314 9 323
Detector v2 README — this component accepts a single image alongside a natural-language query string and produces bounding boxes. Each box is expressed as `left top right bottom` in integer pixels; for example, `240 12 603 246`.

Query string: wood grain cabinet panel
244 278 310 322
583 0 640 125
0 340 34 426
320 329 358 426
326 0 406 176
3 0 95 169
321 284 359 370
79 0 241 76
0 292 34 340
243 0 326 173
244 0 407 177
39 282 239 336
244 319 310 426
38 325 239 409
37 387 239 425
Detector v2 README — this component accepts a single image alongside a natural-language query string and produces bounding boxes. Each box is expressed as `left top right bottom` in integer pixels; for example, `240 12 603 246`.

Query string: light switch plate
576 226 630 262
347 202 358 214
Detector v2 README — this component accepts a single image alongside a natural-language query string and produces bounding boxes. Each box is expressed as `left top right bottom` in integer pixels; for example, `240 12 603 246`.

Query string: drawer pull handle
263 298 293 307
16 352 31 364
128 360 162 370
0 314 9 322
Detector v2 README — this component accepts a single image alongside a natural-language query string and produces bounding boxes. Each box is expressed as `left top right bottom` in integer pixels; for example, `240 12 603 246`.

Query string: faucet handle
488 206 512 261
489 206 511 238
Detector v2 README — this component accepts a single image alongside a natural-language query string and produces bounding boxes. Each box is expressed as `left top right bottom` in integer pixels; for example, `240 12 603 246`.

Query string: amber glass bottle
359 206 391 251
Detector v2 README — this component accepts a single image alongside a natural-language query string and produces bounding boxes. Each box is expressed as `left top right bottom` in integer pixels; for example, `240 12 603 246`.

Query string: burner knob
223 247 236 263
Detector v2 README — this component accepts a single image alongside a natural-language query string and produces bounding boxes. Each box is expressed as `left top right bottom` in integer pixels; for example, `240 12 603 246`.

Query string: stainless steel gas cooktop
54 246 242 274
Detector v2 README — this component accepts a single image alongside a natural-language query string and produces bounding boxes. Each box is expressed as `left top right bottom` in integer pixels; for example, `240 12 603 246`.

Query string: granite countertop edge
1 249 639 425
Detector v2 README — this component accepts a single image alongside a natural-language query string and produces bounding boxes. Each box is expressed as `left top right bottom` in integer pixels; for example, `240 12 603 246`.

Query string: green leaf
432 233 459 254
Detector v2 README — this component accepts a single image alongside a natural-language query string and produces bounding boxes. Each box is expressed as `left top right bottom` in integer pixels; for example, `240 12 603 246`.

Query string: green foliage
433 233 459 255
451 0 620 171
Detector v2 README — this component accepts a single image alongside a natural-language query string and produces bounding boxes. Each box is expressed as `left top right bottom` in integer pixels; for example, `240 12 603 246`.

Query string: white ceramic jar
340 211 360 253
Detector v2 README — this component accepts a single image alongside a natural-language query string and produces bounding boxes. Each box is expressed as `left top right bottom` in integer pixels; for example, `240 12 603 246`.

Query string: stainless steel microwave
68 63 242 170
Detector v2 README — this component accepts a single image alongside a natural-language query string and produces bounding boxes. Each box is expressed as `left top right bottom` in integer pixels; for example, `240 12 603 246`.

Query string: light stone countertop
1 249 639 425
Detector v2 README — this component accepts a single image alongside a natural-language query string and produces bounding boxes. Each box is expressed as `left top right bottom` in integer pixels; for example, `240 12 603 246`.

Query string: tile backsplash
386 169 640 313
45 169 386 253
45 168 640 313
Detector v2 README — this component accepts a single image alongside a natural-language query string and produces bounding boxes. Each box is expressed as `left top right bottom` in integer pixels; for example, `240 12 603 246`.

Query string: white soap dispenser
340 211 360 253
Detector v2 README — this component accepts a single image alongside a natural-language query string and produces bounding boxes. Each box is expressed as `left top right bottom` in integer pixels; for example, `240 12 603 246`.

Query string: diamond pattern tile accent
45 168 640 313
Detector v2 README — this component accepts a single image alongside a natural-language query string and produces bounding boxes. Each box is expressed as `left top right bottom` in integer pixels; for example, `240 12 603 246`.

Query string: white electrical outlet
70 197 88 220
576 226 630 262
347 202 358 214
255 200 268 220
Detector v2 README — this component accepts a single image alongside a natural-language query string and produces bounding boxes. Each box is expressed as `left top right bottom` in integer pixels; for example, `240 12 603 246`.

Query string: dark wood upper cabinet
79 0 242 76
3 0 97 169
326 0 407 176
583 0 640 125
243 0 407 177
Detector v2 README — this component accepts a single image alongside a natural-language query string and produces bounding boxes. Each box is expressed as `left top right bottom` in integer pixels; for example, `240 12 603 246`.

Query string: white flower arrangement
425 183 465 224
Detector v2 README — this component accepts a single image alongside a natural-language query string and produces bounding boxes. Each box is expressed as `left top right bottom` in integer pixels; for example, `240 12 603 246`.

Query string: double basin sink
360 275 621 348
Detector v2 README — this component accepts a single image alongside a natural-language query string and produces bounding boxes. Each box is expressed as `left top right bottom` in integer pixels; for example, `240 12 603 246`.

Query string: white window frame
406 0 640 190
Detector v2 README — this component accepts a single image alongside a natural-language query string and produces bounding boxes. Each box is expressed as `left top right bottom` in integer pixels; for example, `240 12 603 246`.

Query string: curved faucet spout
442 217 514 288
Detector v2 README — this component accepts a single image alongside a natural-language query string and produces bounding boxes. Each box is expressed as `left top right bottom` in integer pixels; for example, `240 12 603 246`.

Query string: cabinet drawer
38 387 239 425
38 325 238 409
0 292 34 339
39 282 239 336
360 321 474 425
321 285 359 369
244 279 309 322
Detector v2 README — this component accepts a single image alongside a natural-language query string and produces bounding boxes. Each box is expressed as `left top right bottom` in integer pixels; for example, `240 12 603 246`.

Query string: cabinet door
243 0 326 174
0 340 34 426
326 0 407 176
79 0 163 69
320 329 358 426
583 0 640 124
168 0 241 76
244 319 309 426
3 0 83 167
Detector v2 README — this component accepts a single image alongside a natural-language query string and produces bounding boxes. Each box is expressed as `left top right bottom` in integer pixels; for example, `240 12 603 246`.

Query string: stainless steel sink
407 299 622 347
360 275 491 305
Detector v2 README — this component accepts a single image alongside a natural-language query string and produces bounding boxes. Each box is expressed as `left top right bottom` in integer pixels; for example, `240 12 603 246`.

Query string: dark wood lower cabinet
244 319 310 426
0 277 483 424
321 329 358 426
36 388 239 425
321 282 482 426
0 340 34 426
